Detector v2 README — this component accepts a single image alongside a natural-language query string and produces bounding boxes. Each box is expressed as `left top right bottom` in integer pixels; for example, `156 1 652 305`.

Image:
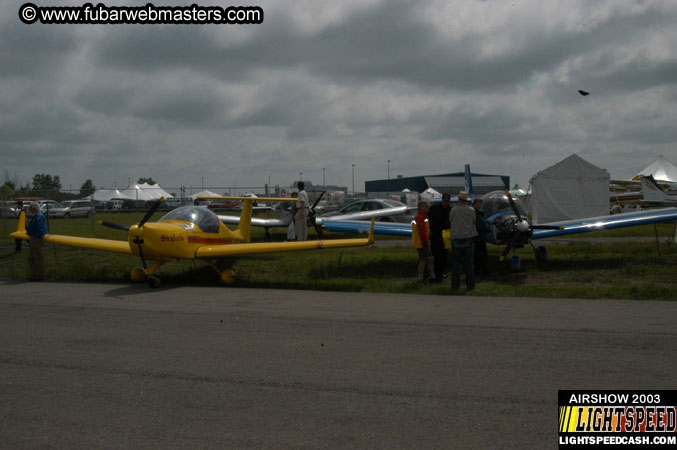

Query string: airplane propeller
98 221 130 231
500 191 563 262
308 191 326 237
131 197 165 269
99 197 165 270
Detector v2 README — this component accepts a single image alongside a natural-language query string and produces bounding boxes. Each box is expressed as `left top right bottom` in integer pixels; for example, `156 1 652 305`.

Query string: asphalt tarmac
1 281 675 449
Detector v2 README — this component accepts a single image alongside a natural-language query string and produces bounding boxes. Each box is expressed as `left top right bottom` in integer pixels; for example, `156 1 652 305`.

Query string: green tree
32 174 62 191
137 177 156 185
80 179 96 197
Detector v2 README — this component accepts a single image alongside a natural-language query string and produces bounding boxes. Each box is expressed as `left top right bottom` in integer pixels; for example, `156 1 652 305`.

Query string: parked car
39 200 57 213
47 200 93 218
0 206 17 218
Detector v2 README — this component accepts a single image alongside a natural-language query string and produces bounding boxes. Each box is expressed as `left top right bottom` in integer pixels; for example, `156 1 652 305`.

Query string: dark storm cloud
1 0 676 189
0 20 80 78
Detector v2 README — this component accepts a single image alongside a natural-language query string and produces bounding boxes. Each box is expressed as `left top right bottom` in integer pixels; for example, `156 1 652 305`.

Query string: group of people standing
413 191 491 290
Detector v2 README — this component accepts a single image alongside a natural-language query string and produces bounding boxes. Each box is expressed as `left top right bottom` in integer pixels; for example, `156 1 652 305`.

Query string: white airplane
640 175 677 205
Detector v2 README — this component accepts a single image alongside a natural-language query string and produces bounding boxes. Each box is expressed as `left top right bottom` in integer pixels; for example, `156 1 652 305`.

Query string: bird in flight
578 90 590 96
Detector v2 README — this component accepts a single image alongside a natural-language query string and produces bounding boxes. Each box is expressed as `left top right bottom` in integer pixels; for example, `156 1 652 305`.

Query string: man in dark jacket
473 198 491 276
26 202 46 281
427 193 451 282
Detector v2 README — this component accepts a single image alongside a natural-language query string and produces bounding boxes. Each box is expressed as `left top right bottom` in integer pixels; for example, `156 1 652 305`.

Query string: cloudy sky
1 0 676 194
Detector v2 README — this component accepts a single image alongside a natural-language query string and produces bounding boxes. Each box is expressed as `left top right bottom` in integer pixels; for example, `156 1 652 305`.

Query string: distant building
365 171 509 196
291 181 347 194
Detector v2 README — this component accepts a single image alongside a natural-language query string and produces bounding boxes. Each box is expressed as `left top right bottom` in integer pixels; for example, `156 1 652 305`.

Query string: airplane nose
129 224 143 238
517 220 530 233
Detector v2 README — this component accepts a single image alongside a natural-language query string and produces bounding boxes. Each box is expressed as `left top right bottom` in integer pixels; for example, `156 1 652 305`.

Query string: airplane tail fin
640 175 671 203
236 199 254 242
464 164 474 199
10 210 27 240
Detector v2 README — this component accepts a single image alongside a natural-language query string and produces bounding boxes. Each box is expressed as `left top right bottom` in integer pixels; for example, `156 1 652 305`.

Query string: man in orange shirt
412 201 435 282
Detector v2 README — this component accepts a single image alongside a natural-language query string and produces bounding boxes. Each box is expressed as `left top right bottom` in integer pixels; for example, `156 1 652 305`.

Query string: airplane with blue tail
322 165 677 270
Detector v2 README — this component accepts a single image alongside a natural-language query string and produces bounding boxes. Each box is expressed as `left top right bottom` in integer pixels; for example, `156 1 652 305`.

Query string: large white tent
632 155 677 183
529 154 610 224
190 189 222 200
86 189 134 202
122 183 173 201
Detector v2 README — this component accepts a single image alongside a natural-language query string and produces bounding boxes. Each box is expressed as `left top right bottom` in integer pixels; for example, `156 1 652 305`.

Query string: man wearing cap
449 191 477 290
427 193 451 282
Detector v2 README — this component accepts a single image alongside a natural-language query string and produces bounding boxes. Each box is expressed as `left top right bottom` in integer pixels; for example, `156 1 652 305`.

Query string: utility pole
352 164 356 196
387 159 390 197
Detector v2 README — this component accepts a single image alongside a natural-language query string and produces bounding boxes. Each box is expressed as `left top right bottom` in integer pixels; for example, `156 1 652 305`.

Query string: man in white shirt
294 181 309 241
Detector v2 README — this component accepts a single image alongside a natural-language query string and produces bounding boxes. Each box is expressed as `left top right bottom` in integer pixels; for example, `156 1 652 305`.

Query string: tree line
1 172 156 201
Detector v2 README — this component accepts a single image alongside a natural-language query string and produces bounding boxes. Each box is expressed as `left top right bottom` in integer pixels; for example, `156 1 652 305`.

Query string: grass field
1 213 676 300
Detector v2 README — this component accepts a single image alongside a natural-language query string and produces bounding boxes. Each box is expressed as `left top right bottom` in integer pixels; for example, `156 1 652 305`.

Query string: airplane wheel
220 269 236 284
534 246 547 263
130 267 146 282
510 255 522 272
147 275 161 288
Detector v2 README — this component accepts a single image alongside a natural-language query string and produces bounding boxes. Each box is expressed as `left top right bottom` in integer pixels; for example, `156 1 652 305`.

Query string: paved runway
1 281 675 449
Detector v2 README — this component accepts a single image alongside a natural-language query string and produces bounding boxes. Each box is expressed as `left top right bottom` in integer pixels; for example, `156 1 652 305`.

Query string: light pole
322 168 325 187
352 164 355 196
300 172 303 182
201 177 204 190
387 159 391 197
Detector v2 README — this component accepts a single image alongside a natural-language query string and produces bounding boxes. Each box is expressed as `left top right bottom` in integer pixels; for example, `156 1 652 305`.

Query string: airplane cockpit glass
482 191 528 218
159 206 221 233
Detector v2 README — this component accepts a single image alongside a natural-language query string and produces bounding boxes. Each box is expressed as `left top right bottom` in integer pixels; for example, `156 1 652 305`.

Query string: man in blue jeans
449 191 477 290
26 202 47 281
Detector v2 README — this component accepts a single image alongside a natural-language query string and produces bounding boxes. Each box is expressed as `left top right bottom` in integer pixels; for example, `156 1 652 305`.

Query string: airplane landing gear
207 262 237 284
130 267 146 282
130 262 165 288
146 275 161 288
510 255 521 271
534 245 547 263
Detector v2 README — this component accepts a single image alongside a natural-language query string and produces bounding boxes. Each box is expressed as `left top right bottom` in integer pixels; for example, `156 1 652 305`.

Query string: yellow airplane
11 197 375 287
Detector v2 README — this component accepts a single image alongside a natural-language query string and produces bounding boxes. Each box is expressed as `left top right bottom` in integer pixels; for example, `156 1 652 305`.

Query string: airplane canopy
160 206 220 233
632 155 677 182
482 191 528 220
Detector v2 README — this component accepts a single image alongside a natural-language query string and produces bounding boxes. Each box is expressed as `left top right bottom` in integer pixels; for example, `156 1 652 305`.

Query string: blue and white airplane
323 166 677 270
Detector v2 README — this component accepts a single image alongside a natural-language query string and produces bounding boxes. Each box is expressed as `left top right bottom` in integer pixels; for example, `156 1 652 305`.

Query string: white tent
632 155 677 183
122 183 173 201
529 154 610 224
86 189 134 202
190 189 222 200
135 182 173 199
420 187 442 201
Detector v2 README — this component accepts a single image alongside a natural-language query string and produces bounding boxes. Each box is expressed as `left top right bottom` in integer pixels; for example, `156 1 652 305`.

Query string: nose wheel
146 275 161 288
129 261 165 288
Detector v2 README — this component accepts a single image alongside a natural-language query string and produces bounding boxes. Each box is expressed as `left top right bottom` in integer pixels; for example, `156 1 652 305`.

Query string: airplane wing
532 207 677 239
11 230 133 254
315 206 409 225
195 218 375 258
322 220 412 236
217 214 291 228
324 208 677 240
